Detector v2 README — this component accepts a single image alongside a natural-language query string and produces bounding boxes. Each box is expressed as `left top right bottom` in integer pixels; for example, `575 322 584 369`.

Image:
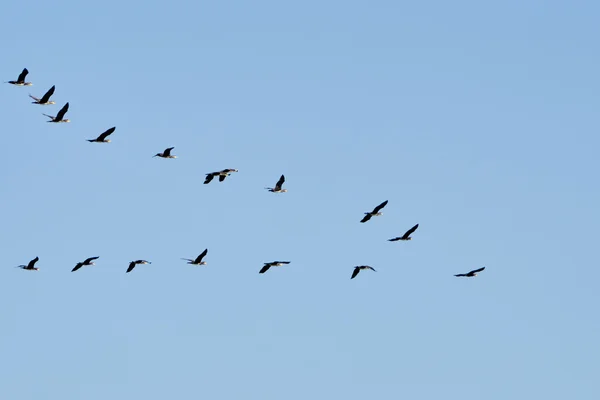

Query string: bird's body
360 200 388 223
30 85 55 105
204 169 238 184
127 260 151 273
182 249 208 265
454 267 485 277
17 256 40 271
72 256 99 272
259 261 291 274
388 223 419 241
6 68 32 86
88 127 115 143
43 102 70 123
351 265 376 279
154 147 176 158
265 174 287 193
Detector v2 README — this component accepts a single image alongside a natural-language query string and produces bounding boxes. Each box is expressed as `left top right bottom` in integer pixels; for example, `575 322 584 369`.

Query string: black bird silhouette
454 267 485 277
265 174 287 193
360 200 388 223
204 169 238 184
30 85 55 105
182 249 208 265
351 265 376 279
16 256 40 271
6 68 32 86
259 261 291 274
43 102 70 123
388 224 419 241
72 256 99 272
88 127 115 143
154 147 176 158
126 260 151 273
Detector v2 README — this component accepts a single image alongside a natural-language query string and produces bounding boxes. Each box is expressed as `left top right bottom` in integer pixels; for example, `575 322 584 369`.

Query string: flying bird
16 256 40 271
454 267 485 277
204 169 238 184
388 224 419 241
153 147 176 158
259 261 291 274
6 68 32 86
360 200 388 223
351 265 376 279
29 85 55 105
181 249 208 265
265 174 287 193
43 102 70 123
126 260 151 273
87 127 115 143
72 256 99 272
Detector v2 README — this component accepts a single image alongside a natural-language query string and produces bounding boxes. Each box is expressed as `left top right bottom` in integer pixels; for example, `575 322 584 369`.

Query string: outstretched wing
17 68 28 83
401 223 419 239
219 174 227 182
40 85 55 103
163 147 174 156
195 248 208 263
351 268 360 279
469 267 485 274
28 256 39 269
388 237 401 242
97 127 115 141
126 262 136 273
275 175 285 190
259 265 271 274
29 94 40 101
84 256 100 264
360 214 372 223
454 273 467 277
204 173 215 184
372 200 388 214
56 102 69 120
72 263 83 272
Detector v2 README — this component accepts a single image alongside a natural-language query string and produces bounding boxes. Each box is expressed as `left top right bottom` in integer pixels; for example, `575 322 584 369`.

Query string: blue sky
1 0 599 398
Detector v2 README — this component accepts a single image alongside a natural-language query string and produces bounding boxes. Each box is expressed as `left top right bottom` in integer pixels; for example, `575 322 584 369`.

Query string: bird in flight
204 169 239 184
126 260 151 273
16 256 40 271
360 200 388 223
182 249 208 265
454 267 485 277
259 261 291 274
29 85 55 105
6 68 32 86
88 127 115 143
351 265 376 279
265 174 287 193
72 256 100 272
153 147 176 158
388 224 419 241
43 102 70 123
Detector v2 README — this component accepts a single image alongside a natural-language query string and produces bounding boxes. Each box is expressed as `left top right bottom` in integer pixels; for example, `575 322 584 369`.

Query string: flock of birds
6 67 486 280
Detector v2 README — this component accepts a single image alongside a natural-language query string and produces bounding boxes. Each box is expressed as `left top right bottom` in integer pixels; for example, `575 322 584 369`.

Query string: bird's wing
372 200 388 213
402 224 419 239
388 237 401 241
259 265 271 274
17 68 28 82
181 258 193 263
275 175 285 190
351 268 360 279
469 267 485 274
84 256 99 264
126 262 136 273
72 263 83 272
56 103 69 120
367 266 376 272
219 174 227 182
28 257 39 268
164 147 174 156
43 113 54 119
97 127 115 141
196 249 208 263
360 214 372 223
29 94 40 101
204 174 215 184
454 273 466 277
40 85 55 102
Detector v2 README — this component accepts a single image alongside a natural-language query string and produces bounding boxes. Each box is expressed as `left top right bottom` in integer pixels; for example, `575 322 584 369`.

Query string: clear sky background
1 0 599 398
